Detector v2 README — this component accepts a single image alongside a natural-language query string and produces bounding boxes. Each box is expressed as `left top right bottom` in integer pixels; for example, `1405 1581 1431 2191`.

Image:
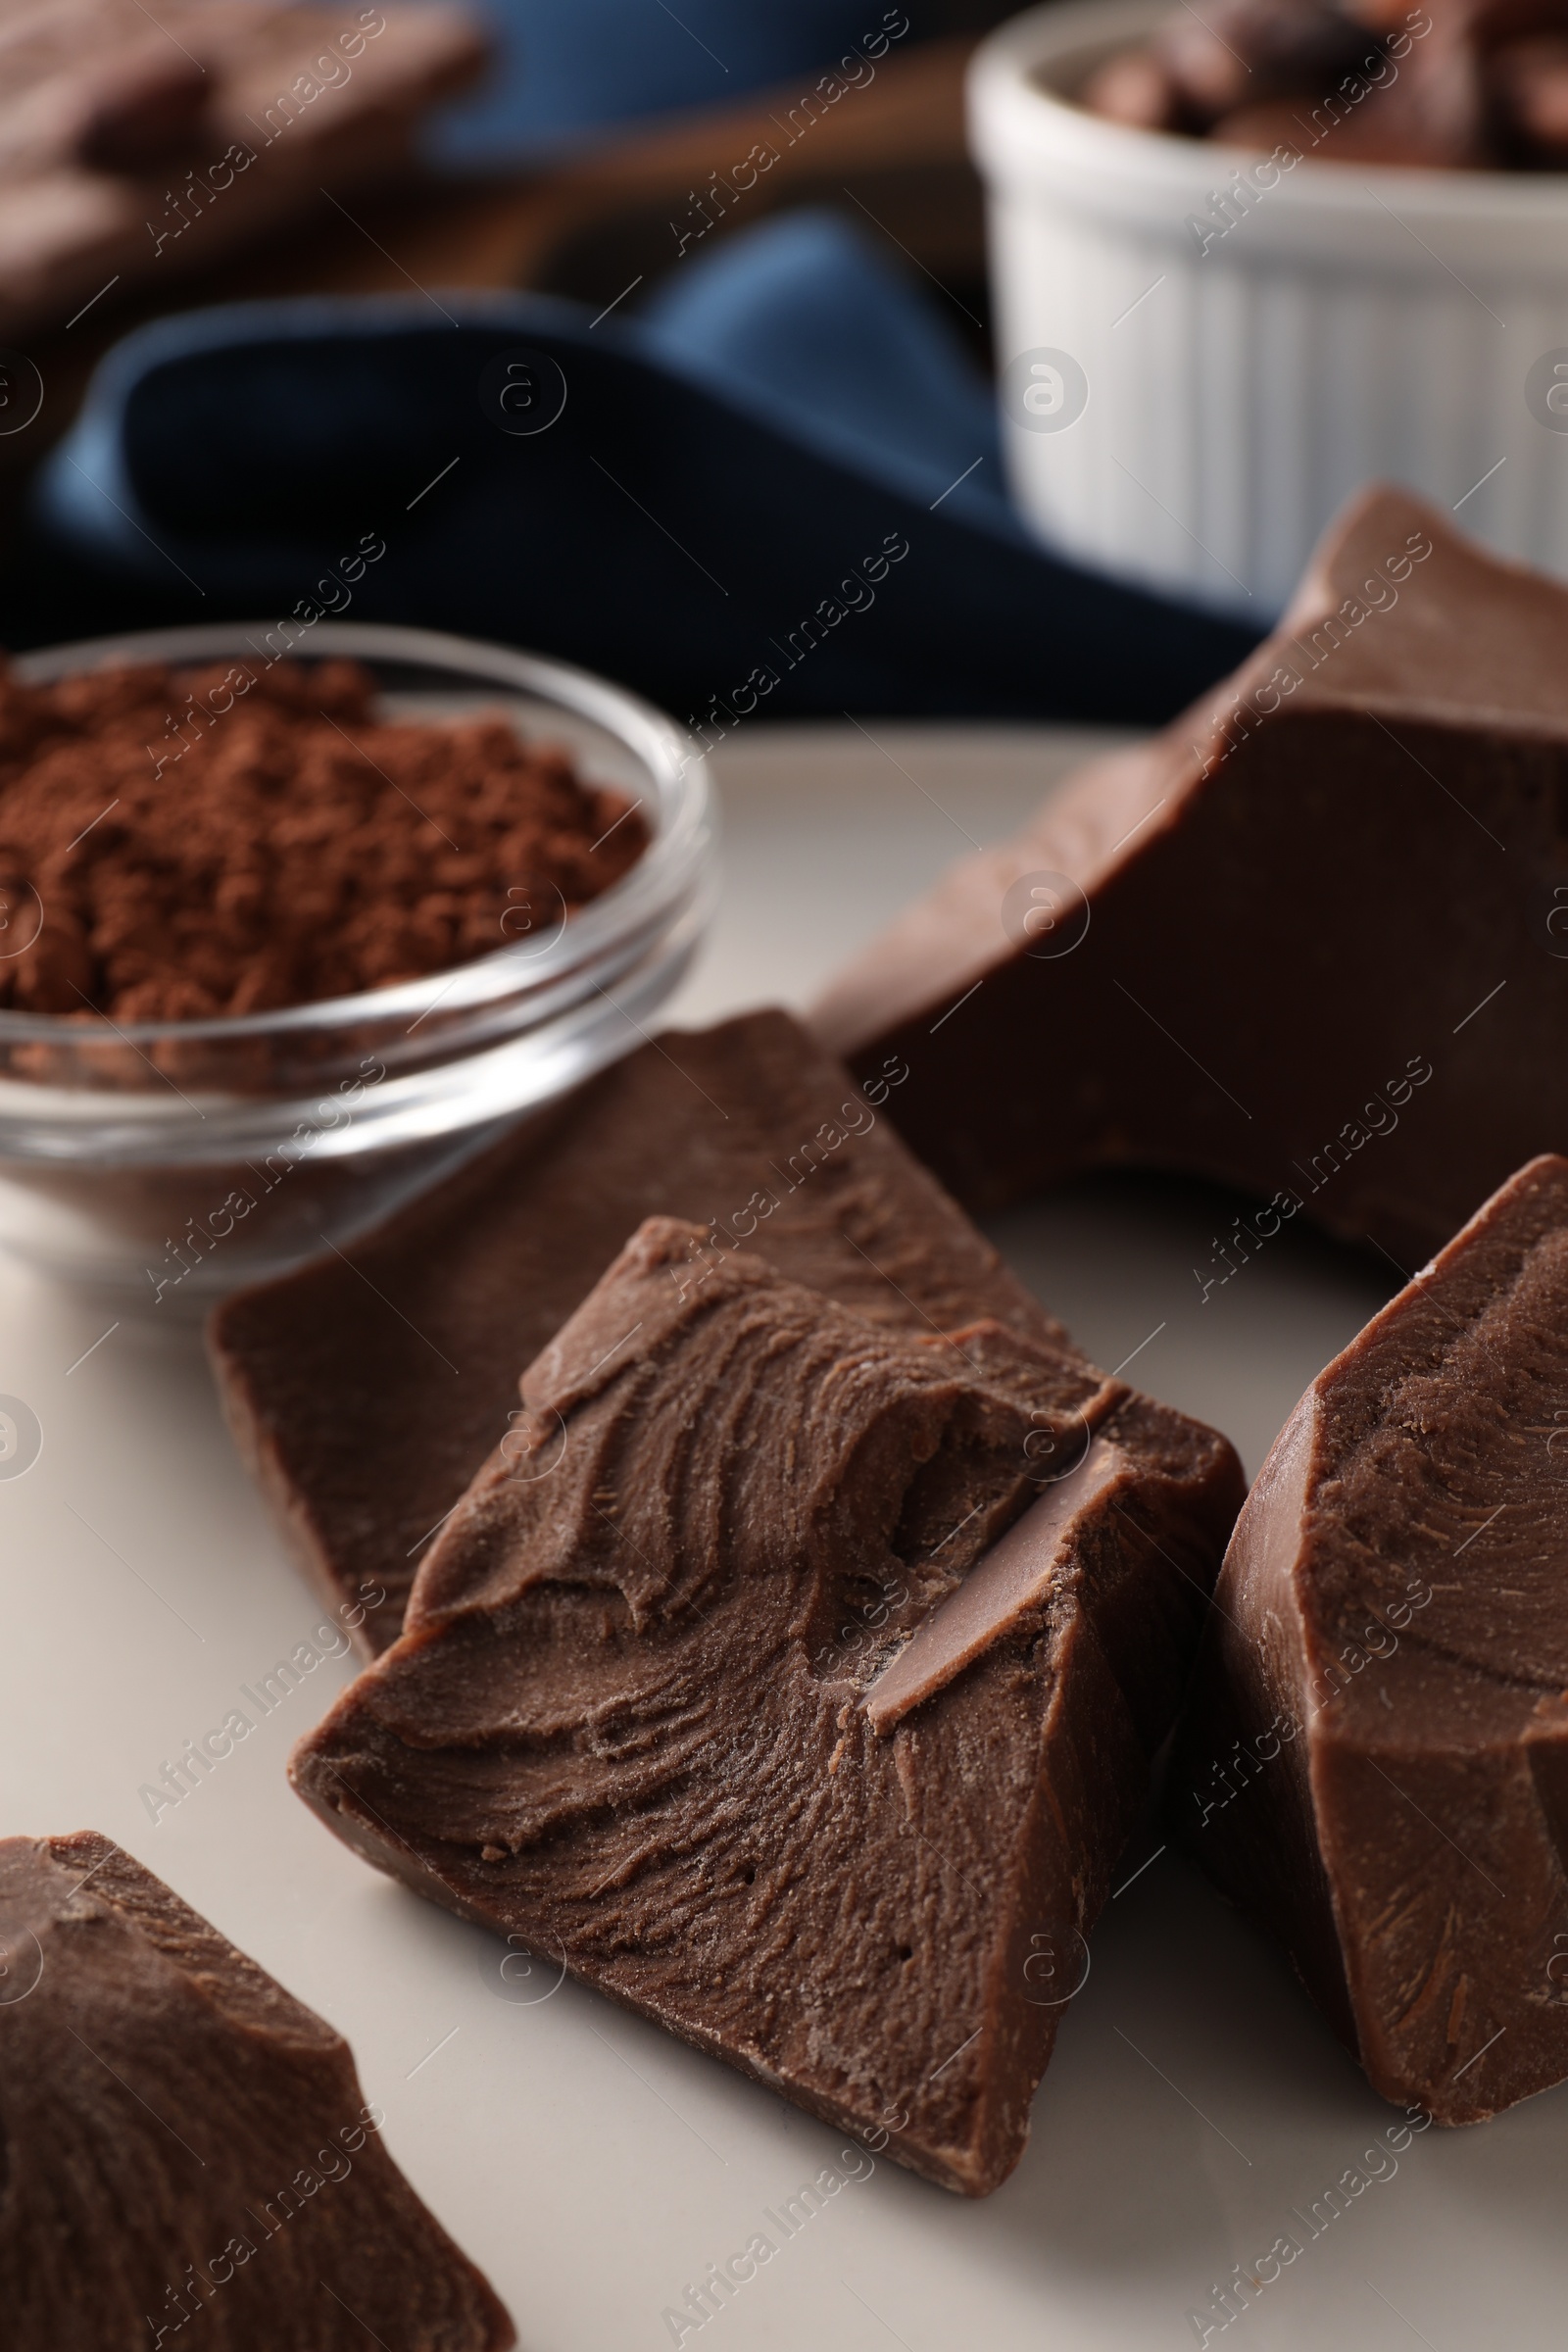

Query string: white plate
6 723 1562 2352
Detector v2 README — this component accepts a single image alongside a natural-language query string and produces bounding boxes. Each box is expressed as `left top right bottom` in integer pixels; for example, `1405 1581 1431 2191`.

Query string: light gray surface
670 719 1124 1030
4 723 1562 2351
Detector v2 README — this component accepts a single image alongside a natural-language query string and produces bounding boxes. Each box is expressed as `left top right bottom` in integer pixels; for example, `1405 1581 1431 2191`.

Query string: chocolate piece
1348 36 1491 168
66 50 211 174
0 1831 513 2348
1083 0 1538 167
0 2 488 342
290 1219 1243 2195
1490 35 1568 161
1206 98 1323 148
211 1009 1075 1650
1079 49 1184 131
1211 60 1488 165
1171 1156 1568 2124
814 487 1568 1265
1152 0 1384 121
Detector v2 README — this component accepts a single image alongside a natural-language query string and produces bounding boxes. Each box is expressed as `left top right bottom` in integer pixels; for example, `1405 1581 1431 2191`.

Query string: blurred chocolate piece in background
1153 0 1383 124
1081 0 1568 170
1490 33 1568 163
0 0 489 341
1079 45 1183 130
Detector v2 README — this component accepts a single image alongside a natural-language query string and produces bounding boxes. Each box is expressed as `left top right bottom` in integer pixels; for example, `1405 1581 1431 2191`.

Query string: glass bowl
0 619 715 1314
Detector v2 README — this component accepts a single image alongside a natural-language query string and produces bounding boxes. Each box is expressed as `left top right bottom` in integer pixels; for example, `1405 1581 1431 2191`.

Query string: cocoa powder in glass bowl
0 620 712 1314
0 655 647 1022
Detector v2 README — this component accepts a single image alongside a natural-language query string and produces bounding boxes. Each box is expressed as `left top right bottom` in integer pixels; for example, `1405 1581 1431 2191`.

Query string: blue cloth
638 211 1004 509
429 0 911 164
27 212 1255 723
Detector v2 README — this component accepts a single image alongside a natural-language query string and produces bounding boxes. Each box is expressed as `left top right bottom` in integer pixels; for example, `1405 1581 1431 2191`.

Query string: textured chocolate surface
211 1009 1071 1649
813 487 1568 1264
290 1219 1244 2196
1173 1156 1568 2124
0 1832 513 2349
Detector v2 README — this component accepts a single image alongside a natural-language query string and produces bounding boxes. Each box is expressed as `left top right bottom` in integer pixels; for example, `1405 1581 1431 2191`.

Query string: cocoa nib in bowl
0 620 713 1310
0 654 646 1022
1081 0 1568 171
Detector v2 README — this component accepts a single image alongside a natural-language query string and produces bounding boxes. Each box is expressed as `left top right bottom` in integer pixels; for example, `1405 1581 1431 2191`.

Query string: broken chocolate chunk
1152 0 1385 122
814 487 1568 1266
0 1832 513 2349
1079 47 1184 130
289 1218 1243 2196
0 4 489 344
1490 34 1568 162
1172 1155 1568 2124
1082 0 1545 167
211 1009 1076 1650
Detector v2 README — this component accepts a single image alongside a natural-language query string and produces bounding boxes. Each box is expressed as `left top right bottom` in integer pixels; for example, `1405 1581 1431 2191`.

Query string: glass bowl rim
1 615 710 1047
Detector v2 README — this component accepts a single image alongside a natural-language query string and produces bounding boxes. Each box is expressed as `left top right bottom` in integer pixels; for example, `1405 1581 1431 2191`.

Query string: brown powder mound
0 656 648 1021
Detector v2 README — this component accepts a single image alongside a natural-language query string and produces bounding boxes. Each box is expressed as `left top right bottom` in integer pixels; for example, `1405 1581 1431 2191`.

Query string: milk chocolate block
290 1220 1243 2194
1173 1155 1568 2124
0 1832 513 2350
814 488 1568 1264
0 1 489 342
212 1009 1076 1650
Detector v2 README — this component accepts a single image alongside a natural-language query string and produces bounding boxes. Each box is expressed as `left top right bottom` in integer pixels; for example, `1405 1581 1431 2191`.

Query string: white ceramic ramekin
970 0 1568 617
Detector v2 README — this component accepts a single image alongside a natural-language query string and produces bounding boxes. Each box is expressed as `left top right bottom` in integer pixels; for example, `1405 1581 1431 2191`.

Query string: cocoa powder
0 658 648 1020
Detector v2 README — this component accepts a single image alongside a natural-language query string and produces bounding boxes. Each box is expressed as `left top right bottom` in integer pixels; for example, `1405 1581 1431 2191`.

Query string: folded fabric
428 0 917 163
27 211 1255 723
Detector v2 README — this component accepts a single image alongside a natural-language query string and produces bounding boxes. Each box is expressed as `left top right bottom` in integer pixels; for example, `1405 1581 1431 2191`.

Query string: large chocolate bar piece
211 1010 1075 1650
1173 1156 1568 2123
290 1219 1244 2194
0 0 488 341
814 488 1568 1264
0 1832 513 2349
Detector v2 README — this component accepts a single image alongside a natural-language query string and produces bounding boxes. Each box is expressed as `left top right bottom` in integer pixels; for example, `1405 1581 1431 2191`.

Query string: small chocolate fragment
0 2 490 343
1212 79 1494 163
1082 0 1535 167
1210 58 1488 165
211 1009 1075 1649
1206 98 1321 147
1080 49 1184 131
67 50 212 174
0 1832 514 2348
1490 34 1568 162
1172 1155 1568 2124
814 487 1568 1266
290 1220 1243 2195
1152 0 1384 120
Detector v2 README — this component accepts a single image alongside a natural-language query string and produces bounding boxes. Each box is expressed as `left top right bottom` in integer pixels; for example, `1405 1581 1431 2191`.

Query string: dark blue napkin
429 0 921 163
29 211 1254 722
